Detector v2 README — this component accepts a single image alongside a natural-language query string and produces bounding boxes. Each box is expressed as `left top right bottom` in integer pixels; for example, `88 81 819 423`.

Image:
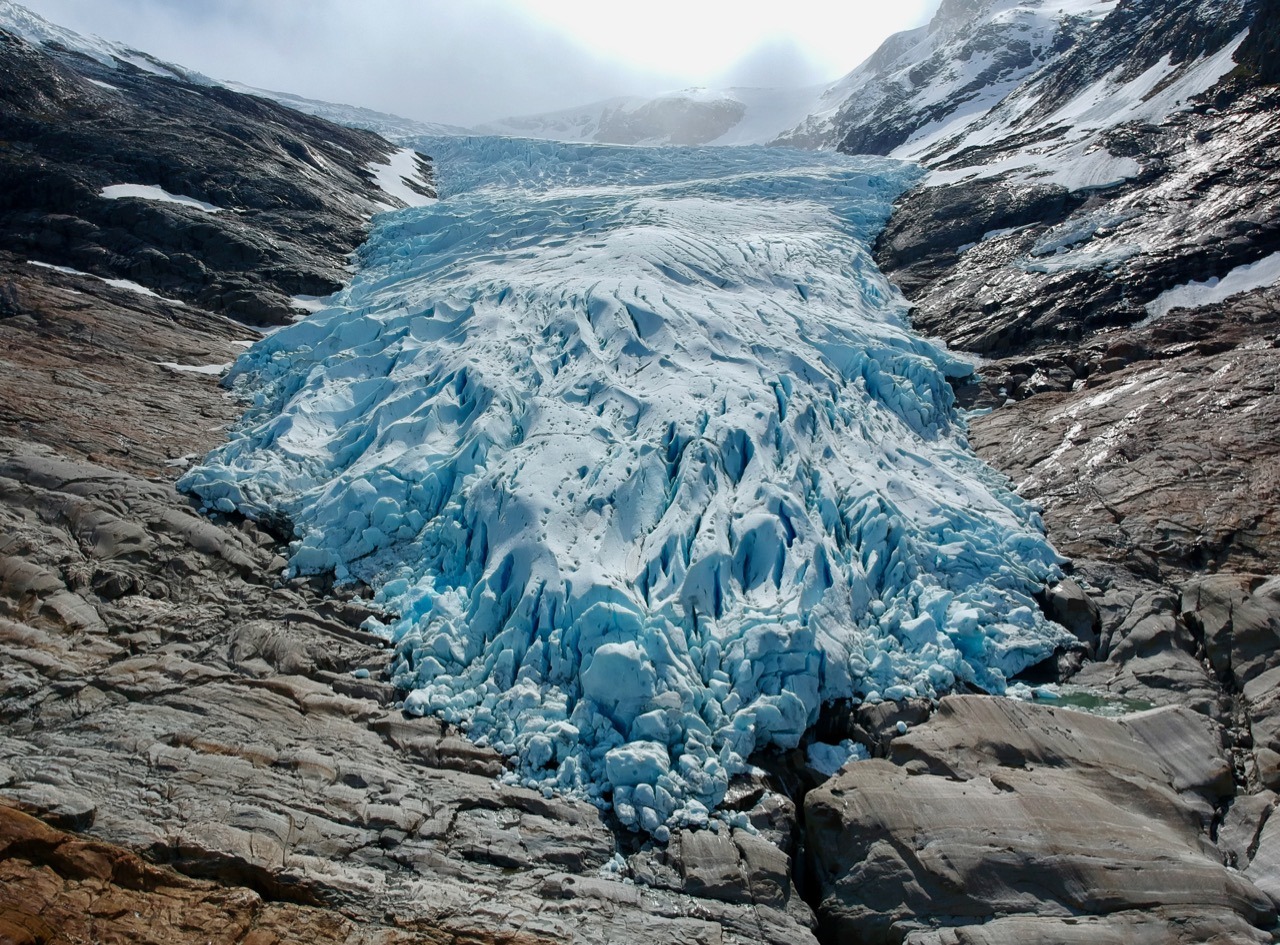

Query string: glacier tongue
180 137 1069 833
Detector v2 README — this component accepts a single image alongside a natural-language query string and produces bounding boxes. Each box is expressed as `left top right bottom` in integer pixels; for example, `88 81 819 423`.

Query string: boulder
1043 578 1101 653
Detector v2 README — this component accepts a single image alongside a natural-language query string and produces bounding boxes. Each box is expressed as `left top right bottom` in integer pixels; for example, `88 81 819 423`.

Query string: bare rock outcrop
805 696 1274 944
858 15 1280 940
0 804 510 945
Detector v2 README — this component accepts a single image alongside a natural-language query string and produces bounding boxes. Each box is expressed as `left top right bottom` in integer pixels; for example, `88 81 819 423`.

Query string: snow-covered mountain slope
0 2 465 142
0 0 211 82
775 0 1120 154
912 0 1256 187
476 86 826 147
870 0 1275 369
223 83 470 141
776 0 1255 192
181 137 1069 835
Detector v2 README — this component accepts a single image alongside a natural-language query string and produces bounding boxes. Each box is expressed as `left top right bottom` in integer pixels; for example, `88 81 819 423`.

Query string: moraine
180 136 1070 835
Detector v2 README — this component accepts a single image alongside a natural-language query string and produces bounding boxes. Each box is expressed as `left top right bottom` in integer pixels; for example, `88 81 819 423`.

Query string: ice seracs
181 137 1070 834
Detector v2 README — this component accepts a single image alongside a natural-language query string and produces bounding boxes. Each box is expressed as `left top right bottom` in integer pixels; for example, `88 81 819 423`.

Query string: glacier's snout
181 138 1070 833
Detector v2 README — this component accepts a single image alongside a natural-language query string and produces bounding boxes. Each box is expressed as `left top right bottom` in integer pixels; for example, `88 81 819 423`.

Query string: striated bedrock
180 138 1073 834
0 25 433 325
966 287 1280 584
805 695 1276 944
0 804 503 945
819 6 1280 938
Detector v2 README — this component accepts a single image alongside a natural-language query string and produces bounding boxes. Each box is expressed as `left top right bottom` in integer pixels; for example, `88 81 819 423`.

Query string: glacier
180 136 1070 834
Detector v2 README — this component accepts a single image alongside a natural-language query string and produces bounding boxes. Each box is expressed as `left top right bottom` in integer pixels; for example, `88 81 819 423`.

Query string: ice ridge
181 137 1069 834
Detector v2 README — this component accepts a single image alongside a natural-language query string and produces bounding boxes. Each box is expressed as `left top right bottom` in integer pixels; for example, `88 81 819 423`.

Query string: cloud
17 0 937 126
718 36 833 89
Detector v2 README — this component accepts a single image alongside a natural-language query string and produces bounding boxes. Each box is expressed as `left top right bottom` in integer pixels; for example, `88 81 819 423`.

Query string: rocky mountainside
0 32 434 327
792 0 1280 941
428 0 1256 154
774 0 1119 153
223 81 472 142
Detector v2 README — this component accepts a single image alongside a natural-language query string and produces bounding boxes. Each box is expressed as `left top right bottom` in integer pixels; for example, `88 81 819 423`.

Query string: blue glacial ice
180 137 1070 833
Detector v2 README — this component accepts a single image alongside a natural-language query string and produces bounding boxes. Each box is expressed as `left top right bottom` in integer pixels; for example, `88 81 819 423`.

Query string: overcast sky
19 0 937 127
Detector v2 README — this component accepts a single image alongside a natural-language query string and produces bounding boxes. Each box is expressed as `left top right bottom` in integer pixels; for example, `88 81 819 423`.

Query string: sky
18 0 937 127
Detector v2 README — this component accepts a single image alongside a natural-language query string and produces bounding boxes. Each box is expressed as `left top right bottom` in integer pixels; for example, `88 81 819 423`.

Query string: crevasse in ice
180 137 1069 833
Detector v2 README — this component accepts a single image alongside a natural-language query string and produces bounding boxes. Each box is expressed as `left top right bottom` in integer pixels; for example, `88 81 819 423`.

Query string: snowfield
182 137 1069 834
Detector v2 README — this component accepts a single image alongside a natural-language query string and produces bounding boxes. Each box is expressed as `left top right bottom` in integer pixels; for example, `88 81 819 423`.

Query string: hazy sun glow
514 0 937 83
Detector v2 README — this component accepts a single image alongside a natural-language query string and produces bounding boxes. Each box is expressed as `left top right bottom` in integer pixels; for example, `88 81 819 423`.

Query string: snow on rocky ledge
181 136 1070 835
366 147 436 211
101 183 224 213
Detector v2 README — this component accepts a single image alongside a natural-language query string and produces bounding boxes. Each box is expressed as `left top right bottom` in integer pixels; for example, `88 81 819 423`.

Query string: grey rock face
881 87 1280 363
843 10 1280 942
1043 578 1101 653
806 696 1274 944
1219 790 1277 869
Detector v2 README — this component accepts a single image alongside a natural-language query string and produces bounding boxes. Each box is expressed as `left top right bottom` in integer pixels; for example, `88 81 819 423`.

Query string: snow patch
156 361 231 376
366 148 435 211
26 261 184 305
291 295 333 314
911 25 1249 192
1021 243 1142 274
926 145 1141 192
101 184 223 214
1145 252 1280 320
